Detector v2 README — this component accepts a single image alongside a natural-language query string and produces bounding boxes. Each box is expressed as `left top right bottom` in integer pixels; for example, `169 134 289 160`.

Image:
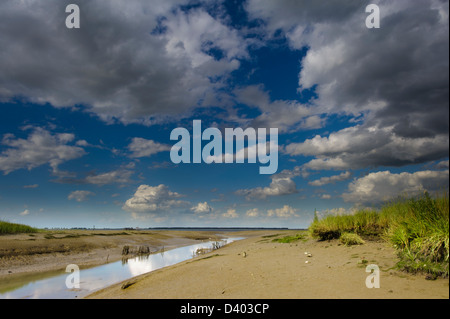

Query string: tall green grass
384 193 449 277
309 192 449 277
309 210 386 240
0 220 39 235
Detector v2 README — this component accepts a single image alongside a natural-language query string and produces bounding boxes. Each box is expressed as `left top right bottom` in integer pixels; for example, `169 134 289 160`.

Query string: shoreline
0 229 230 281
0 229 448 299
86 230 449 299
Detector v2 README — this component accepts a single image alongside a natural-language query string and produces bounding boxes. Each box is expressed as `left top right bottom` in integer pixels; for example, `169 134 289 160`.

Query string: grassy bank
309 192 449 278
0 220 39 235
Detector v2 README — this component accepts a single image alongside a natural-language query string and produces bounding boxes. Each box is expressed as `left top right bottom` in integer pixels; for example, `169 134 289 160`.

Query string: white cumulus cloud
342 170 449 204
123 184 188 213
0 127 85 175
191 202 213 214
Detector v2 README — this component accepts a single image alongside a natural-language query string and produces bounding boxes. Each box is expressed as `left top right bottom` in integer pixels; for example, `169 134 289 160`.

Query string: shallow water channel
0 237 242 299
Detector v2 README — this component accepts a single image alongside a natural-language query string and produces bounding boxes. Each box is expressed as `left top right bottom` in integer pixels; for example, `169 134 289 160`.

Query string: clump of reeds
309 210 383 240
122 245 151 256
309 192 449 277
340 232 365 246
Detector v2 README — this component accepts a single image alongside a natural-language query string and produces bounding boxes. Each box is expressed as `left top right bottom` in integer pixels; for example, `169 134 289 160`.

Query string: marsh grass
309 192 449 277
309 210 384 240
0 220 38 235
383 193 449 277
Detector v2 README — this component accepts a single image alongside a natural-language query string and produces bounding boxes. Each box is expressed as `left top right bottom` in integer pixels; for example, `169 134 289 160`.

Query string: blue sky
0 0 448 229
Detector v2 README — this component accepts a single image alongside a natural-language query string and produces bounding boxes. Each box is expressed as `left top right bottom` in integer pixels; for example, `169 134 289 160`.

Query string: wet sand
1 229 448 299
87 230 449 299
0 229 224 280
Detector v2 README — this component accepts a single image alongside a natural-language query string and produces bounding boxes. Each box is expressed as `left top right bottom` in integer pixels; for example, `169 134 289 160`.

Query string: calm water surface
0 237 242 299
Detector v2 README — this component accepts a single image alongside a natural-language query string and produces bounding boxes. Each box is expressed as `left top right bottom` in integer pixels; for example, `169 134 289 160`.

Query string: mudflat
86 230 449 299
0 229 224 280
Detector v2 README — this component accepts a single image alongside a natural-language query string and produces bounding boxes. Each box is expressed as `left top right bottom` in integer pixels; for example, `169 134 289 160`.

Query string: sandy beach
0 229 448 299
87 230 448 299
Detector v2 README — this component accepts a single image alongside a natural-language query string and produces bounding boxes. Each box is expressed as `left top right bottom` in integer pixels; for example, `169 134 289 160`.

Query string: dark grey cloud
246 0 449 167
1 0 447 174
285 125 448 170
245 0 366 31
250 0 449 137
0 0 247 124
